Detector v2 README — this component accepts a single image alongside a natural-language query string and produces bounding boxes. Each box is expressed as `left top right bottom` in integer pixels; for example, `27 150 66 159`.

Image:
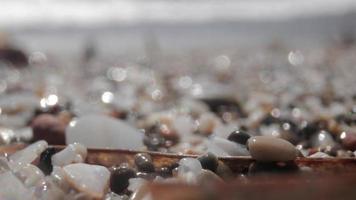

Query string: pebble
247 136 297 162
197 113 219 135
197 153 219 172
110 164 136 194
308 152 331 158
211 137 250 156
311 130 335 148
31 114 66 145
178 158 202 176
341 132 356 151
66 115 144 150
0 171 32 200
136 172 156 180
63 163 110 199
14 164 44 187
51 143 87 167
134 153 155 173
156 166 172 178
38 147 56 175
9 140 48 171
227 130 251 146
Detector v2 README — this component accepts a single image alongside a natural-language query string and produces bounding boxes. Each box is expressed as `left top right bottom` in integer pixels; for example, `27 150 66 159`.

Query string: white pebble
178 158 202 177
63 163 110 199
0 171 32 200
309 152 332 158
9 140 48 171
14 164 44 187
66 115 144 150
52 143 87 167
211 137 250 156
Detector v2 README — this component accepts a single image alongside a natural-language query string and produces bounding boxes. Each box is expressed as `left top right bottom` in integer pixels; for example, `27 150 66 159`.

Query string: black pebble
134 153 155 173
198 153 219 172
110 164 136 194
156 166 172 178
38 147 56 175
136 172 156 180
227 130 251 145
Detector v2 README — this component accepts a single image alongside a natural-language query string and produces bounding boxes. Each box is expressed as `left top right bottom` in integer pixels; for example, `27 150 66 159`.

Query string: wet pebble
110 164 136 194
66 115 144 150
247 136 297 162
134 153 154 173
51 143 87 167
136 172 156 180
197 152 218 172
63 163 110 199
341 132 356 151
38 147 56 175
156 166 172 178
227 130 251 146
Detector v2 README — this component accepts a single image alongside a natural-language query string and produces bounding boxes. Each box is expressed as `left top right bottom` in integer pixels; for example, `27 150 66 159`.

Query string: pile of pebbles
0 135 302 199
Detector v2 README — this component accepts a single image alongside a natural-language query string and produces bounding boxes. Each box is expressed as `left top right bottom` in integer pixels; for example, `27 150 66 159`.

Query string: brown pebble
341 132 356 151
247 136 297 162
31 114 66 145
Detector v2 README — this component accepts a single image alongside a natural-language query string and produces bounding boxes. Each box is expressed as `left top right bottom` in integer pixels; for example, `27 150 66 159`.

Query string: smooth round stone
31 114 66 145
110 164 136 194
63 163 110 199
178 158 202 176
197 153 218 172
227 130 251 146
341 132 356 151
247 136 297 162
66 115 144 150
134 153 155 173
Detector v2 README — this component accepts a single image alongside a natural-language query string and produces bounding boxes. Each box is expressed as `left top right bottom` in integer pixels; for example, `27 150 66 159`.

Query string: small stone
143 134 164 151
134 153 154 173
227 130 251 146
247 136 297 162
341 132 356 151
63 163 110 199
215 161 233 180
14 164 44 187
66 115 144 150
0 171 32 200
211 137 250 156
178 158 202 176
31 114 66 145
156 166 172 178
51 143 87 167
38 147 56 175
136 172 156 180
110 164 136 194
197 153 219 172
9 140 48 171
308 152 331 158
